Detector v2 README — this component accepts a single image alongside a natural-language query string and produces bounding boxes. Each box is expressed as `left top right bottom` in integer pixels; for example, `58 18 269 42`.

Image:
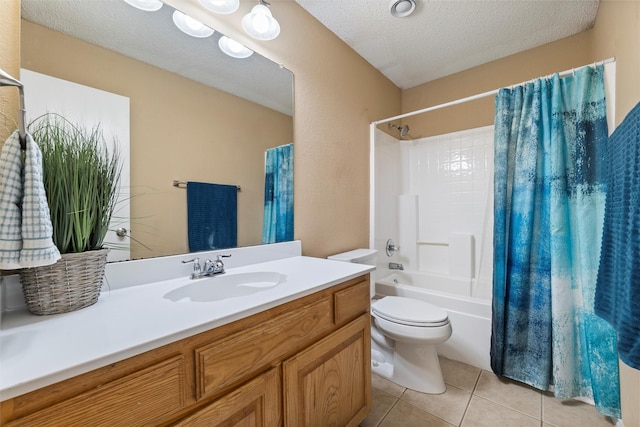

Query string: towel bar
172 180 241 191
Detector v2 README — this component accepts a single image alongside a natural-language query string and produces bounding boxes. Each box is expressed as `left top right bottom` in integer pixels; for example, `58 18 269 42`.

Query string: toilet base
371 348 393 379
371 340 446 394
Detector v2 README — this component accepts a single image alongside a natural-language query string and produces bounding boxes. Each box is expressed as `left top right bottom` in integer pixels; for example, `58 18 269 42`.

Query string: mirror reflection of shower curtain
262 143 293 244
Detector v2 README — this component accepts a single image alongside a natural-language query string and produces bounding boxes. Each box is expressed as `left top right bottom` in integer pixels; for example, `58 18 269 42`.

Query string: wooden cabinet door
283 314 371 427
173 367 281 427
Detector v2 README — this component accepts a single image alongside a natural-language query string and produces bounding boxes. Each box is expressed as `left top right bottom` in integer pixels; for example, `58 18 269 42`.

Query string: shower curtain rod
373 57 615 126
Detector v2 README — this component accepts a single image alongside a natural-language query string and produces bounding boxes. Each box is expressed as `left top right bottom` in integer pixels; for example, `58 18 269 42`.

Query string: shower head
388 123 410 138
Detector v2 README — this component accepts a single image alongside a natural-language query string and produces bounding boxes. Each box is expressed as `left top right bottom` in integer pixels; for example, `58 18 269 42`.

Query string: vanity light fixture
218 36 254 59
172 10 215 38
123 0 163 12
242 0 280 41
389 0 416 18
198 0 239 15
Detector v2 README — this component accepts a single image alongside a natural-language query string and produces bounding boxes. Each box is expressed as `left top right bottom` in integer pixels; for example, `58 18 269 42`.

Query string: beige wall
0 0 21 143
21 21 293 259
400 2 640 424
401 30 592 138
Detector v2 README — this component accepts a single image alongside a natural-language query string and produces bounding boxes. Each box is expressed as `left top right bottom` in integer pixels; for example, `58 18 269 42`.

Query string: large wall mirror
20 0 294 260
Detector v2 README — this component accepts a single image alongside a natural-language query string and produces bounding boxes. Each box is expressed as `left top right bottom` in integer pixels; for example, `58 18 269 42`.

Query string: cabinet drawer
195 296 334 399
334 278 370 325
6 356 186 427
174 367 281 426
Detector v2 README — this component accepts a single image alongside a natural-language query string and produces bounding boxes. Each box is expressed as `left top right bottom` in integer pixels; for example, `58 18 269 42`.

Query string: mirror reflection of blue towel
187 182 237 251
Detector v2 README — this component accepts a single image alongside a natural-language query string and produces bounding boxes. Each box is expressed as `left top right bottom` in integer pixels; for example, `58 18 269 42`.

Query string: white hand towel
19 132 61 267
0 131 24 269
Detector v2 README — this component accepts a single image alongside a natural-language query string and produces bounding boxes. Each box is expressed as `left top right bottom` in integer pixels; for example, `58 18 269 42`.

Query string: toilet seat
372 296 449 327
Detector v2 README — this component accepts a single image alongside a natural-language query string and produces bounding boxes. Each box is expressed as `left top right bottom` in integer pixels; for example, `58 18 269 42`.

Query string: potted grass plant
19 113 121 315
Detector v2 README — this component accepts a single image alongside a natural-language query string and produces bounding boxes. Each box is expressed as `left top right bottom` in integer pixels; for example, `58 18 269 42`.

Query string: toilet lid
372 296 449 327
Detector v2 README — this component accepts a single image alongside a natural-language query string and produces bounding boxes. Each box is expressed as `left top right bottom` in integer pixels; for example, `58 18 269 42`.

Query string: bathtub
375 269 492 371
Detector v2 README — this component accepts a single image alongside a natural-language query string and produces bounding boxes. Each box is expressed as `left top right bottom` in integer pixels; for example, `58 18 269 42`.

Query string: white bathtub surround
373 126 494 300
448 232 474 278
376 270 492 371
397 194 418 268
373 129 403 271
0 241 374 399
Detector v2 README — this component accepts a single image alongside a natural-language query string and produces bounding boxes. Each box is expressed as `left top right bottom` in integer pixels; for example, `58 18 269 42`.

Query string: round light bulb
172 11 214 38
123 0 163 12
227 39 243 53
242 4 280 41
218 36 253 58
185 15 204 31
253 14 270 34
198 0 239 15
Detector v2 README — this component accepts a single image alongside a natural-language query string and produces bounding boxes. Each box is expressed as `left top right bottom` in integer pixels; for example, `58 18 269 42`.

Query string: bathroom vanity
0 245 374 426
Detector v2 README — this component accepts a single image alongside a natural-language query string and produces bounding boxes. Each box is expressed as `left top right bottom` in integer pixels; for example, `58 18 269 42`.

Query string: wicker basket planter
19 249 110 315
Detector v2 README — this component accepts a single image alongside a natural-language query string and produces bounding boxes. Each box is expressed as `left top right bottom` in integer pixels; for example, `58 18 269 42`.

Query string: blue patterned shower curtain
491 65 620 418
262 143 293 244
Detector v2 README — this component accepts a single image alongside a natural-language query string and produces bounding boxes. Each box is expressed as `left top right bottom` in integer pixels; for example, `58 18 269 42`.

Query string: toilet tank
328 248 378 297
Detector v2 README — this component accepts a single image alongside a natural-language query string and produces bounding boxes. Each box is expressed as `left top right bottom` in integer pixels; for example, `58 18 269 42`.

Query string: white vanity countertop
0 255 373 400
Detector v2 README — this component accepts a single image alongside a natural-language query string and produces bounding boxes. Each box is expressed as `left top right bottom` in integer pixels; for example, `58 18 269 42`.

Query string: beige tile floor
361 357 618 427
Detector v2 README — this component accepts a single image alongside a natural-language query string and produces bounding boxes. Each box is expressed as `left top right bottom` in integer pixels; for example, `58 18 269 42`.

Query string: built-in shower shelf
416 240 448 246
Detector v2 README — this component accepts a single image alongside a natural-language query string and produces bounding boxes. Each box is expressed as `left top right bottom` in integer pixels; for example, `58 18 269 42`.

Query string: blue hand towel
187 182 237 252
595 102 640 369
0 131 24 269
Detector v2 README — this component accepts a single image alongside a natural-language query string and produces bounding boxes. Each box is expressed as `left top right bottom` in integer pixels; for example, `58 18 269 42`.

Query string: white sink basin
163 272 286 302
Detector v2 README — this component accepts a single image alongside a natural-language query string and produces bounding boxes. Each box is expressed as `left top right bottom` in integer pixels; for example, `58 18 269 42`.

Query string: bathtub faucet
388 262 404 270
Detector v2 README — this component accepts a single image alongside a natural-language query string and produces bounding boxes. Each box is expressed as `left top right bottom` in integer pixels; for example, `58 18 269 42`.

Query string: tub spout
389 262 404 270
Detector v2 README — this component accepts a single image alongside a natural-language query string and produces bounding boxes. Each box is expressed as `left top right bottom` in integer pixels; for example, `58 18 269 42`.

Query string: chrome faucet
183 255 231 279
388 262 404 270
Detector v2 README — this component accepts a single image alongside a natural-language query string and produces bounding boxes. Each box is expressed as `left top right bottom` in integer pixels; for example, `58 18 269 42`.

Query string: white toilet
328 248 452 394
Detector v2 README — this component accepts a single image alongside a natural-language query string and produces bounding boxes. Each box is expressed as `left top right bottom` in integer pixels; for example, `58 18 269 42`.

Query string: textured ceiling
21 0 600 105
295 0 600 89
20 0 293 116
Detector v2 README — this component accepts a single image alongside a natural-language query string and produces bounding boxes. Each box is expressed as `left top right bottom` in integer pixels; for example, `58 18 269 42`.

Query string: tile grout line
375 393 402 427
473 371 546 422
399 384 469 426
457 370 484 426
